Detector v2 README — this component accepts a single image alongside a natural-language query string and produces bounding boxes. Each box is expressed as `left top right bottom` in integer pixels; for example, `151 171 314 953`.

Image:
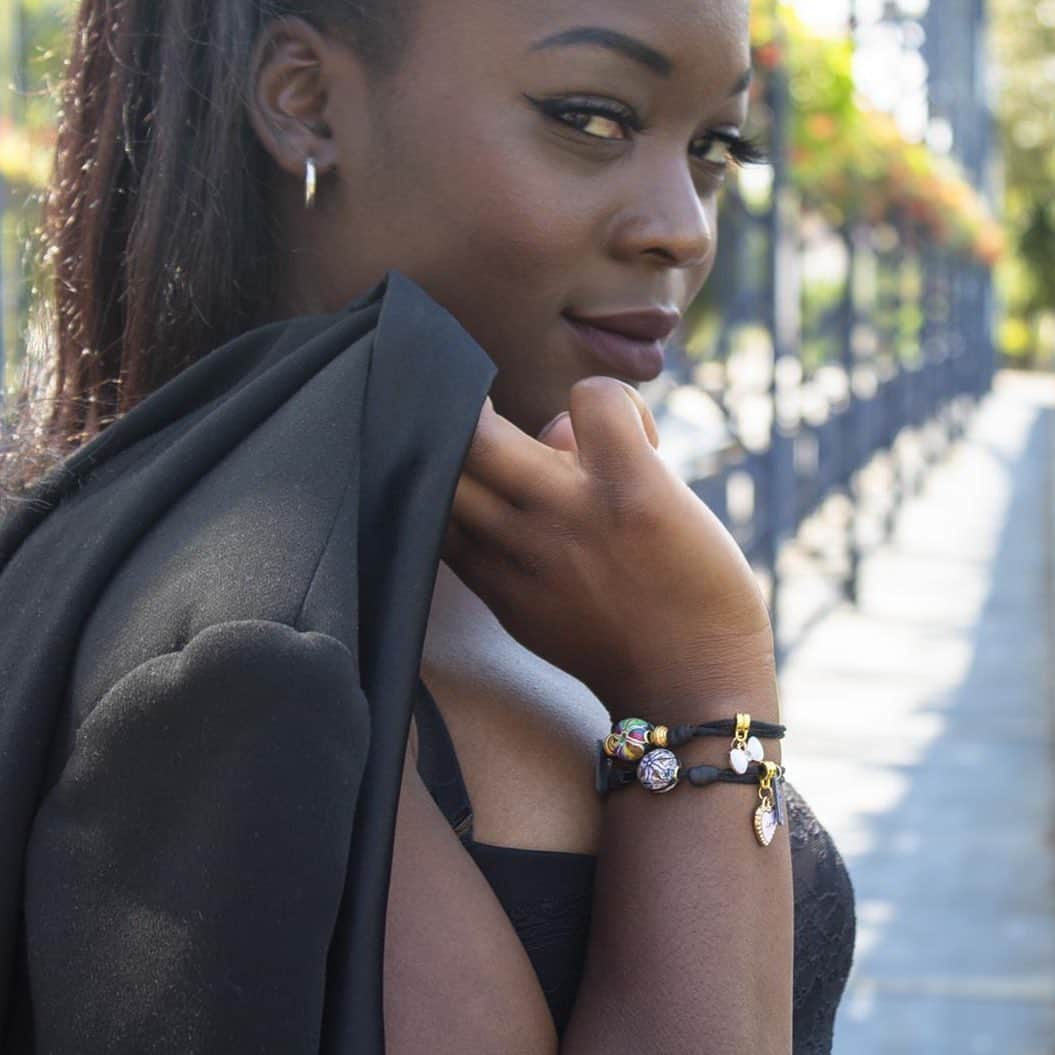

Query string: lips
563 308 681 383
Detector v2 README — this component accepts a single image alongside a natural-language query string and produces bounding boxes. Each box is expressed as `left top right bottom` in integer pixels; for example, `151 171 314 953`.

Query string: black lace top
414 682 856 1051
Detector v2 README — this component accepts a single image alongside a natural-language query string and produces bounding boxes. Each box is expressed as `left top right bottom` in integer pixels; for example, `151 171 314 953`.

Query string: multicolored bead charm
637 748 681 793
604 718 654 764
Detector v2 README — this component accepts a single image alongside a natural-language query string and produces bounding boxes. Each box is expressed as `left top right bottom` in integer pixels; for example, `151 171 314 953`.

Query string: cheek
391 97 604 289
438 147 595 291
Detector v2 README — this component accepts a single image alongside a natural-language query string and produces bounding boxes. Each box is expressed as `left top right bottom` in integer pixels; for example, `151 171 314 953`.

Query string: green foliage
0 0 68 187
992 0 1055 361
1 1 70 392
751 7 1003 266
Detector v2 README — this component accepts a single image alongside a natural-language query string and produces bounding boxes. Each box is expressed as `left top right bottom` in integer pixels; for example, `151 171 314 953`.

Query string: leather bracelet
597 750 762 794
604 713 785 775
666 716 786 744
596 747 789 847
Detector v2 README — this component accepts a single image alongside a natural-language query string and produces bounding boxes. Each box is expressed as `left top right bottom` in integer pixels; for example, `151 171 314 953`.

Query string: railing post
839 221 861 605
764 2 795 666
883 226 906 541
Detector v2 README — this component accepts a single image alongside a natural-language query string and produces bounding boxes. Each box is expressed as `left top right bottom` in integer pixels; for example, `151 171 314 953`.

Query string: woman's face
306 0 751 435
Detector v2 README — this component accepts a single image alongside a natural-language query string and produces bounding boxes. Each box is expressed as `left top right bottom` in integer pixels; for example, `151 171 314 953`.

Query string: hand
443 378 777 719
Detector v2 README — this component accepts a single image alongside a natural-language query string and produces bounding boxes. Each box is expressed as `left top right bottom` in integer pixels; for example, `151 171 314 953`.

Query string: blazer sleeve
21 620 369 1054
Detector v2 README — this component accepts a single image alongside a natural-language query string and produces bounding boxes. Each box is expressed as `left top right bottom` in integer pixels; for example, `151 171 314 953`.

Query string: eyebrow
531 27 754 99
530 27 674 78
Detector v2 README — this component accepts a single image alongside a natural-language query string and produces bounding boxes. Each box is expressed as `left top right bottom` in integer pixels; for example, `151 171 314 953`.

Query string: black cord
597 748 771 795
684 763 763 787
666 718 785 747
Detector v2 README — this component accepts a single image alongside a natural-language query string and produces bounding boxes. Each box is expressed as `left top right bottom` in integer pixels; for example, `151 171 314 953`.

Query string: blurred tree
992 0 1055 365
0 0 68 394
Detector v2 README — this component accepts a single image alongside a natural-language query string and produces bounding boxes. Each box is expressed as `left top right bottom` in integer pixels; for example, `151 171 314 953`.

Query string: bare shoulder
384 745 558 1055
421 562 611 854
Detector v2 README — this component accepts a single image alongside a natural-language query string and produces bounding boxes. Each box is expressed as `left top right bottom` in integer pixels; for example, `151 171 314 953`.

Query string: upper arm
384 745 559 1055
23 620 367 1054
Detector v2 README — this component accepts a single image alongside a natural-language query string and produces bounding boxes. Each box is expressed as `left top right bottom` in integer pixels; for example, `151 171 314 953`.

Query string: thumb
567 377 659 475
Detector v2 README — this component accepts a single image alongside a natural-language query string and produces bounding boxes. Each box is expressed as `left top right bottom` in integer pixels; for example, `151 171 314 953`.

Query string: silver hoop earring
304 157 318 210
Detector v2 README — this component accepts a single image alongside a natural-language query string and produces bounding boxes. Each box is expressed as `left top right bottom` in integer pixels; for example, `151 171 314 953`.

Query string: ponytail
46 0 266 443
42 0 412 448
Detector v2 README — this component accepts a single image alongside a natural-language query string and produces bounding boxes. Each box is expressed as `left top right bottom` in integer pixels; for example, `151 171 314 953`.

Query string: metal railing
667 0 997 661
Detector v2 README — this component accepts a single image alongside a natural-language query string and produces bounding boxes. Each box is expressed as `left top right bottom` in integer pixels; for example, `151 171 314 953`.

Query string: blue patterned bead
638 748 680 793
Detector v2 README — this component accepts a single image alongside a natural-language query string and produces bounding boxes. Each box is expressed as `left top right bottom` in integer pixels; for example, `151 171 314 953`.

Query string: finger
441 519 511 607
636 394 661 451
441 517 482 585
449 471 563 582
448 472 516 542
536 411 578 455
615 384 660 450
462 397 571 504
538 392 658 455
566 377 660 477
441 511 532 623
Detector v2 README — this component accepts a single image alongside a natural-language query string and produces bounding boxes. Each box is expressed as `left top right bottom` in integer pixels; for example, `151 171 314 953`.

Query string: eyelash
525 94 767 172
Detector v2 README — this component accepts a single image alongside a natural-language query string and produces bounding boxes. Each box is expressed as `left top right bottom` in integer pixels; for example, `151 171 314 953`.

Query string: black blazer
0 273 496 1053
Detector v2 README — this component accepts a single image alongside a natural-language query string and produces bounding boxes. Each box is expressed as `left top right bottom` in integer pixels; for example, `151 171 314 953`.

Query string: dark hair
39 0 412 450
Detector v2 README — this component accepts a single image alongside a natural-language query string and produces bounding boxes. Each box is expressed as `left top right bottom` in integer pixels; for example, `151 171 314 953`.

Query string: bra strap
412 679 475 843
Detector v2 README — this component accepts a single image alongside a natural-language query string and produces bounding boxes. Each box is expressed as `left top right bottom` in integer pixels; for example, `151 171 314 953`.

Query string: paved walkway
777 372 1055 1055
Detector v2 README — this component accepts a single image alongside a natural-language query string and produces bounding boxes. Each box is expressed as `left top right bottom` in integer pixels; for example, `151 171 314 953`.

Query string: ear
247 17 341 178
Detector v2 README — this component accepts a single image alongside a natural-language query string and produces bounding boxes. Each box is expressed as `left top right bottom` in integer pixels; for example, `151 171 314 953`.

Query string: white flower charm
730 735 765 775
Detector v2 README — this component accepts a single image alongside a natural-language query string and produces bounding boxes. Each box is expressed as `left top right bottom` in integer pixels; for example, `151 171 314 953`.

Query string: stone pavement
776 371 1055 1055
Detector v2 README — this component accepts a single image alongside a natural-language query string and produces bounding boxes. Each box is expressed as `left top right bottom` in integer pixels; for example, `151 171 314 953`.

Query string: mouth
562 308 680 383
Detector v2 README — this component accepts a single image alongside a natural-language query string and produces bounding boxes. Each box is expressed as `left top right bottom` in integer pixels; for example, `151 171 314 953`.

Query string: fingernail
537 411 568 441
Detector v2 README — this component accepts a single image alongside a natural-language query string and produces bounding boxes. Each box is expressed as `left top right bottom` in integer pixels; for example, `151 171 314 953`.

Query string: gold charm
754 761 781 847
754 800 778 846
730 712 764 773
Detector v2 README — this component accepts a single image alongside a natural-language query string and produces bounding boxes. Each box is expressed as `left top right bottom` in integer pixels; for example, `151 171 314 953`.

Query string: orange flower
754 42 783 70
806 113 839 141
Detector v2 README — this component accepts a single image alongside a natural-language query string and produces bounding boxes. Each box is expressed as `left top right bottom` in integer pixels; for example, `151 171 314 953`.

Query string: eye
693 136 735 166
565 111 628 140
525 95 640 143
691 131 767 174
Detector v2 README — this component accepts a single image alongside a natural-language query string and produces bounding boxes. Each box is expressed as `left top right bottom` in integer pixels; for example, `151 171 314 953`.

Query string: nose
608 163 716 270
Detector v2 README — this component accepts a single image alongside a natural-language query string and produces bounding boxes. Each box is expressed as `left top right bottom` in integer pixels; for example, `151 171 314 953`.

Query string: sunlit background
1 2 1053 1053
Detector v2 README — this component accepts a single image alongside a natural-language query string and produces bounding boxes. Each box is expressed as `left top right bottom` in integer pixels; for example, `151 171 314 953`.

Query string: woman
0 0 854 1052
